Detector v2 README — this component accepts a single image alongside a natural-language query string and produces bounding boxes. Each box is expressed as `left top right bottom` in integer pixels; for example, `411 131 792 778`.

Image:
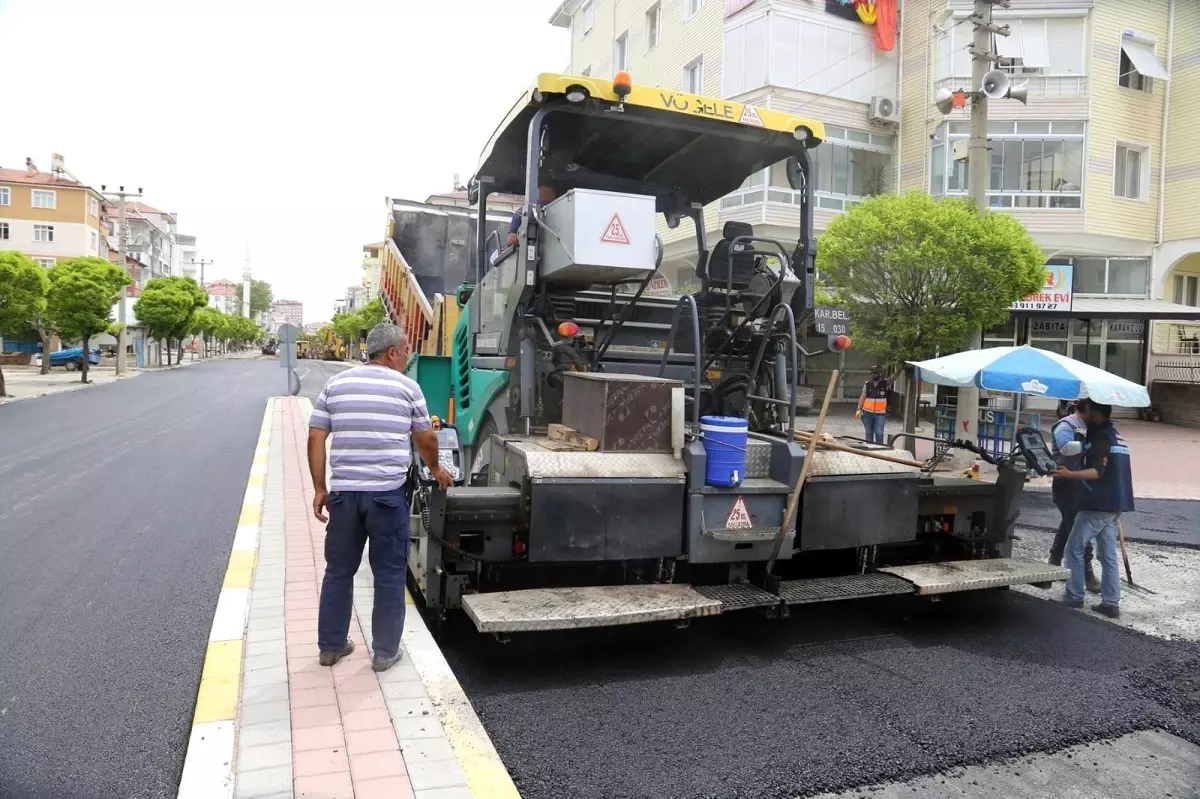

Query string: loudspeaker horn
1007 83 1029 105
934 87 956 115
981 69 1010 100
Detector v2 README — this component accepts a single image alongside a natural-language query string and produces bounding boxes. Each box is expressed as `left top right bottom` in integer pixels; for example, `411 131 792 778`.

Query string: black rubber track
436 591 1200 799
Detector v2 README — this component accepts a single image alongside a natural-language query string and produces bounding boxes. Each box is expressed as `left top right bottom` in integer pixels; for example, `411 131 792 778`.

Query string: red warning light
829 334 852 351
558 321 581 338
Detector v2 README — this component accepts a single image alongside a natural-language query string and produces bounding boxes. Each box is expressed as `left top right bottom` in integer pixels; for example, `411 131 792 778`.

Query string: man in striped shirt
308 323 452 672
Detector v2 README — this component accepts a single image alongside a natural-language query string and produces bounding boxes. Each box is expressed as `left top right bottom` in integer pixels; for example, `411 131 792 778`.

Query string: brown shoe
1085 568 1101 595
318 640 355 666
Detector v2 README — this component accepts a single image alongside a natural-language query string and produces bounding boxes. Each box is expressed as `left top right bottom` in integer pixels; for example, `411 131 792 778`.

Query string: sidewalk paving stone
216 396 517 799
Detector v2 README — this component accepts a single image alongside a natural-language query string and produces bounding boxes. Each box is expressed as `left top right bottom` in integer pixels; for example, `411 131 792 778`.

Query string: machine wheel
469 418 497 486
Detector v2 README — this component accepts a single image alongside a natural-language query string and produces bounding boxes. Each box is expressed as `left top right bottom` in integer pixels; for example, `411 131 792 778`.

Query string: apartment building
271 299 304 329
207 278 239 314
549 0 1200 405
362 241 384 299
0 161 104 266
104 200 177 288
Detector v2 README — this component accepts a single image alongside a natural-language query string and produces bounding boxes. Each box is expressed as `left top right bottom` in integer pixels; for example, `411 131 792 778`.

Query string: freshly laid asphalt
439 581 1200 799
1019 490 1200 548
0 357 343 799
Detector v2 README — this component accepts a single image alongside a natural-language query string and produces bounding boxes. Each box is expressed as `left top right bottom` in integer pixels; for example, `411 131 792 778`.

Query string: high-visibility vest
861 379 888 414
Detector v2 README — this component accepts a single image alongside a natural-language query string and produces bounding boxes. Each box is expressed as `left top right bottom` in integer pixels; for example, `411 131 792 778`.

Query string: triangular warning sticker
601 213 630 245
726 496 753 529
739 104 764 127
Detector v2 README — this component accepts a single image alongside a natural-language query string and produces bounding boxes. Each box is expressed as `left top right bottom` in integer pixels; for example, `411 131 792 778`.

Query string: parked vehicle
47 348 101 371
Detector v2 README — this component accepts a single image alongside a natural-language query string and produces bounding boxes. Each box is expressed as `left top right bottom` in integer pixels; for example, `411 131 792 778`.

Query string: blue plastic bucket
700 415 749 488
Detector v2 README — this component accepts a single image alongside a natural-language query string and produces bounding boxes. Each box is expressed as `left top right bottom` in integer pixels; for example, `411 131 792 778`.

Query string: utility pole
186 258 215 357
952 0 1009 458
101 185 143 376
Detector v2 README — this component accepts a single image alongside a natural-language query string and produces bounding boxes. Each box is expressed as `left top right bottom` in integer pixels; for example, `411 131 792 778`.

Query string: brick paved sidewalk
215 397 515 799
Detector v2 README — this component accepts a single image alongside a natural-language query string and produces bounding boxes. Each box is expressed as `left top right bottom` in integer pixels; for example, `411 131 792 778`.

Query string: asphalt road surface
1020 491 1200 548
438 591 1200 799
0 357 342 799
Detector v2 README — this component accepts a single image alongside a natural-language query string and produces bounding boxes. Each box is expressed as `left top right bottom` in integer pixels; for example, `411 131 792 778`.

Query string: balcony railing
935 74 1087 99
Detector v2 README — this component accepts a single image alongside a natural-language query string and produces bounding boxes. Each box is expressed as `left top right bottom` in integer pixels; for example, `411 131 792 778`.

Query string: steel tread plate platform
704 525 789 542
461 584 722 633
878 558 1070 595
777 573 915 605
804 448 921 477
693 583 781 611
506 438 686 479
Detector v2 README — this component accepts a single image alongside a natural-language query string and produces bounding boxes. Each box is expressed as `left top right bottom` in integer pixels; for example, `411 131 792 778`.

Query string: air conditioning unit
869 95 898 125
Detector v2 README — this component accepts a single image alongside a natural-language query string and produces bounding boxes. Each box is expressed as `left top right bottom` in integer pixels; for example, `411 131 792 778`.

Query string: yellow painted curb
192 640 243 724
177 398 276 799
222 551 257 590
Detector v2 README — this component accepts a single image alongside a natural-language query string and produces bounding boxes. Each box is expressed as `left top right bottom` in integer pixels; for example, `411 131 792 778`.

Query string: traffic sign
813 306 851 336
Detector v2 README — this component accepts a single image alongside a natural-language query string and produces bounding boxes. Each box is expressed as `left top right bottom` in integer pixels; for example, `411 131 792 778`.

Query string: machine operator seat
701 221 758 292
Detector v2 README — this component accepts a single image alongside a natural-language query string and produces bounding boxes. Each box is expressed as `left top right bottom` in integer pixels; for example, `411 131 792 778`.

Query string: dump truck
381 72 1068 635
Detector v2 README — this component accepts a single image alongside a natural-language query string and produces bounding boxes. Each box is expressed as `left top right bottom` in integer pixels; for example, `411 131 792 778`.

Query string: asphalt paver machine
403 73 1068 634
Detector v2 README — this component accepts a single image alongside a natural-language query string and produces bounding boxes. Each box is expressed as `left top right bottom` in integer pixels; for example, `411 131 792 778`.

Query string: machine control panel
418 426 463 484
1015 426 1057 477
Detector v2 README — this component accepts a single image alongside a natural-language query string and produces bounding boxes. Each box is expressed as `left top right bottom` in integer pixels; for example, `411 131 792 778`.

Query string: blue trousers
861 411 886 444
318 488 411 659
1064 509 1121 606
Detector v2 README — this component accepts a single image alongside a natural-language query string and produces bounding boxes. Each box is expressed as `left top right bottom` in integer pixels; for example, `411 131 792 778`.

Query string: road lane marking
176 398 275 799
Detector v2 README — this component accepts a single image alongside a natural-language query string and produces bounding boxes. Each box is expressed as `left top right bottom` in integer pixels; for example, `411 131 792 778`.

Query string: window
90 230 99 251
32 189 56 209
90 197 99 216
34 224 55 243
1118 34 1168 93
765 14 893 103
0 186 9 205
35 258 55 268
1172 274 1199 307
936 17 1086 98
0 222 8 240
1114 143 1148 200
931 120 1084 208
723 14 769 97
646 3 661 50
1073 257 1149 297
581 0 593 35
686 0 703 17
614 32 628 73
684 57 703 94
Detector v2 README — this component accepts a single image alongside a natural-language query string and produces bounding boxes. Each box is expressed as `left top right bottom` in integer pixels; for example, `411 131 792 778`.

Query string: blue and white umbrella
908 344 1151 407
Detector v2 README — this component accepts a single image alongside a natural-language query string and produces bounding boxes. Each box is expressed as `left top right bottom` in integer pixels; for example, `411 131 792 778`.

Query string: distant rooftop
0 167 99 194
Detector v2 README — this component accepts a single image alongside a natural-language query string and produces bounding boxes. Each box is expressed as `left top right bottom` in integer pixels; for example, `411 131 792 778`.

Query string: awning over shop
1121 35 1170 81
1013 297 1200 320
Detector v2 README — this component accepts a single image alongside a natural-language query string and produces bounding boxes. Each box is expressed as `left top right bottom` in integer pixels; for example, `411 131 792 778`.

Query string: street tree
135 278 190 367
816 192 1045 434
192 307 225 357
358 297 386 329
169 277 208 364
233 279 273 317
46 257 131 384
0 251 49 397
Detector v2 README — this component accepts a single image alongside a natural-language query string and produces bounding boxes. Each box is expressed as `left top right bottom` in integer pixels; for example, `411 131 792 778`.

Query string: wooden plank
547 423 600 452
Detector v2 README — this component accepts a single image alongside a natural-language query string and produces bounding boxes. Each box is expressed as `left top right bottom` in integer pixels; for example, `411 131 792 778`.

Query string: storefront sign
1011 264 1074 312
1030 319 1068 335
644 270 674 297
813 305 851 335
1109 320 1145 335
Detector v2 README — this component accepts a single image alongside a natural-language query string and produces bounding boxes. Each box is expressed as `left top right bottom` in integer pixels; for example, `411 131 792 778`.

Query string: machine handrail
699 235 793 375
745 302 799 437
593 234 664 365
657 293 703 426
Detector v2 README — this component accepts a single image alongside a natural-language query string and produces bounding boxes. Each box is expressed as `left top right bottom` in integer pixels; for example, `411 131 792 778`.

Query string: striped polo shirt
309 365 432 492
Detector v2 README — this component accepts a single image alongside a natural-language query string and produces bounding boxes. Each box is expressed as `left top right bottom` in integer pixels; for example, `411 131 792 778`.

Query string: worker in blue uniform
1046 400 1099 593
1053 402 1136 618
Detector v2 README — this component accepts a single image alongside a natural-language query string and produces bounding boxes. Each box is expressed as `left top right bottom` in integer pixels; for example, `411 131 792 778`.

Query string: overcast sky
0 0 567 324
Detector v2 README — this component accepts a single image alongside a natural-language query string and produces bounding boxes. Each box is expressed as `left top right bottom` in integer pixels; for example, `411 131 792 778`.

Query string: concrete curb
176 398 274 799
0 371 142 405
295 397 520 799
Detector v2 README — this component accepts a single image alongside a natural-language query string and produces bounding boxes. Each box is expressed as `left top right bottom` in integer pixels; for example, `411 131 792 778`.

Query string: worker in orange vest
855 366 890 444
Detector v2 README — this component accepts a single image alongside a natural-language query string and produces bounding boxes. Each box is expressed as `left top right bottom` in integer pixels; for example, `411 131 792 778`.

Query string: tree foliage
0 251 49 396
330 297 386 357
233 279 273 316
817 192 1045 368
46 257 131 382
